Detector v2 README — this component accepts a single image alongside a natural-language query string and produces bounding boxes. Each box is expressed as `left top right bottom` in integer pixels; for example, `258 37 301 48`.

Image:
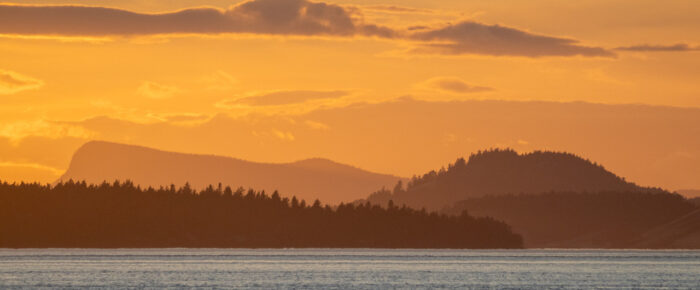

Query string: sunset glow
1 0 699 192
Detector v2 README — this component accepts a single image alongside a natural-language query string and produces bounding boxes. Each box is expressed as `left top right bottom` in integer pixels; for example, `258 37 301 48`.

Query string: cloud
199 70 237 91
584 68 628 85
409 21 616 57
304 120 330 130
0 161 66 183
143 113 211 125
616 43 700 52
418 76 493 94
0 161 64 176
146 113 212 126
162 113 211 123
221 90 348 107
0 70 44 95
363 5 434 14
0 0 395 38
137 81 179 99
0 1 614 58
0 119 95 142
407 25 430 31
272 129 295 141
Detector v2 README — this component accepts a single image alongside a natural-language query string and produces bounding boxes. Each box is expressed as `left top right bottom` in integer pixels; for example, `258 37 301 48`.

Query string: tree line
0 180 523 248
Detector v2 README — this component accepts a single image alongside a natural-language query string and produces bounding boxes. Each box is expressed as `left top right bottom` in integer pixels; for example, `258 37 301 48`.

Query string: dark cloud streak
0 0 394 37
0 0 615 57
421 77 493 94
411 22 615 57
616 43 700 52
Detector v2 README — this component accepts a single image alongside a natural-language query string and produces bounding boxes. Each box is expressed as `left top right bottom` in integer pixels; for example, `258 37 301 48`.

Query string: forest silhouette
0 180 522 248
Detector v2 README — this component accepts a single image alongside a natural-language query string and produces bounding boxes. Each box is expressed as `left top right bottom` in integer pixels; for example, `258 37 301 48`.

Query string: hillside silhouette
57 141 402 204
364 149 654 210
0 180 522 249
443 191 698 248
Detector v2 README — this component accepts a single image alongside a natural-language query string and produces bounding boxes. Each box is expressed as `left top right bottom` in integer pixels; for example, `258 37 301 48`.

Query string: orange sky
1 0 699 191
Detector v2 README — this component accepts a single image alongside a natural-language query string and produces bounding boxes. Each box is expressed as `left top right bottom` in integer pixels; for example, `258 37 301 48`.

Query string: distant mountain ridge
57 141 402 204
365 149 655 210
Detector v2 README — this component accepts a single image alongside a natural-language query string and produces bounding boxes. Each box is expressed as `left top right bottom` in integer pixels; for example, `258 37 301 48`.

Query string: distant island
363 149 658 210
361 149 700 248
0 180 522 249
57 141 403 205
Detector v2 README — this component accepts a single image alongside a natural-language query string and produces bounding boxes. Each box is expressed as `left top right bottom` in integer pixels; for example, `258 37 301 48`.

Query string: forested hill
365 149 656 210
57 141 402 205
0 180 522 249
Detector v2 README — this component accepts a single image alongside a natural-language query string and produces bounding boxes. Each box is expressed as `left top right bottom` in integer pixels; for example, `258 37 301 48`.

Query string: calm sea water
1 249 699 289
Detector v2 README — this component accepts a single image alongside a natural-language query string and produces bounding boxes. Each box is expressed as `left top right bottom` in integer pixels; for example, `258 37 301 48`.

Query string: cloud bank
0 0 393 38
0 0 615 57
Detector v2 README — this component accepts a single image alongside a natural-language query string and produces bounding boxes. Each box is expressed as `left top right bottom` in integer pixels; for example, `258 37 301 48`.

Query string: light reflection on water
1 249 699 289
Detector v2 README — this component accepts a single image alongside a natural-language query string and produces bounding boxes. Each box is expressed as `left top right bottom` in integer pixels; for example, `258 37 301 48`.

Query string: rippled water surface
1 249 699 289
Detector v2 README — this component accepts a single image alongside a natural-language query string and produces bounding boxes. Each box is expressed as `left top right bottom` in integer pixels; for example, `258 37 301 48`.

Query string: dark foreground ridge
0 180 522 248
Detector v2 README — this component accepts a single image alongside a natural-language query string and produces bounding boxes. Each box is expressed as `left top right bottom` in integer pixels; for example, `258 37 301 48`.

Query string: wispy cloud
272 129 295 141
0 161 64 176
219 90 348 107
304 120 330 130
0 69 44 95
363 5 434 15
0 119 95 141
199 70 237 91
162 113 211 123
137 81 180 99
417 77 493 94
